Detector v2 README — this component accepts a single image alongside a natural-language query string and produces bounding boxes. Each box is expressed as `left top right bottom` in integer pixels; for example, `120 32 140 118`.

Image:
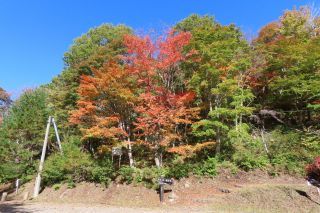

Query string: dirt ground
1 170 320 212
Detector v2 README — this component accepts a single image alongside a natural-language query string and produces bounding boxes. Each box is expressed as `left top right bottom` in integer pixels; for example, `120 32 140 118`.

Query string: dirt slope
1 171 320 212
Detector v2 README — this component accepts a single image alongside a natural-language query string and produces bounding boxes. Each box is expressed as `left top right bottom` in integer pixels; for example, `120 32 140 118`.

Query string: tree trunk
127 137 134 167
261 124 271 162
155 155 161 168
215 131 221 155
155 149 162 168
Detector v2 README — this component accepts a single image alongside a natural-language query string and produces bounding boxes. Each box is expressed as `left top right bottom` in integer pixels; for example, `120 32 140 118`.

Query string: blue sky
0 0 316 98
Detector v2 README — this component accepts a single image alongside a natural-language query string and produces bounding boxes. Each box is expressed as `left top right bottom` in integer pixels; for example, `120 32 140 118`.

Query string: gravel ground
0 202 184 213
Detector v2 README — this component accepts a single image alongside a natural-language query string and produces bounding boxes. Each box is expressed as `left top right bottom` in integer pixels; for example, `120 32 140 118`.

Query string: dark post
158 177 173 203
160 183 164 202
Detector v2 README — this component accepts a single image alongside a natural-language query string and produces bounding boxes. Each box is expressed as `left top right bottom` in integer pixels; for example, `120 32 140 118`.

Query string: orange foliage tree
124 30 198 167
70 61 137 166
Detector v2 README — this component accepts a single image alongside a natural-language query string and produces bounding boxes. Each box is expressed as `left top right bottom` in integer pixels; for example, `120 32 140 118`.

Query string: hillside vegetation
1 6 320 188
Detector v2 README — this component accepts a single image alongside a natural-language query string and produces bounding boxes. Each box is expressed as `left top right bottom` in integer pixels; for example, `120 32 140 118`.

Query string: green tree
176 15 254 154
0 88 49 183
47 24 132 133
0 87 11 123
253 6 320 125
1 88 50 157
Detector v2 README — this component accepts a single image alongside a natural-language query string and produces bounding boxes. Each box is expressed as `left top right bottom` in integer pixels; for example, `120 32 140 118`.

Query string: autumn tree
124 31 198 167
48 24 132 133
70 61 137 166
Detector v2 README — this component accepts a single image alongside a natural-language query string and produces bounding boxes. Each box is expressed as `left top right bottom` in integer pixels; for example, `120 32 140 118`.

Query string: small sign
158 178 174 185
112 147 122 156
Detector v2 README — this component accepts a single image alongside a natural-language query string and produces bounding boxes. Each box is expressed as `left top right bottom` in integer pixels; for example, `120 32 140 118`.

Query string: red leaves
124 30 193 90
157 30 192 70
124 30 197 148
71 29 198 155
306 156 320 181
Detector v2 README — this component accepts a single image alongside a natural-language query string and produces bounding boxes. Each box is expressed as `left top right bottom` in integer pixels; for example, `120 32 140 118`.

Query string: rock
1 192 8 202
59 190 69 199
184 181 190 188
23 192 29 201
219 188 231 193
168 192 178 201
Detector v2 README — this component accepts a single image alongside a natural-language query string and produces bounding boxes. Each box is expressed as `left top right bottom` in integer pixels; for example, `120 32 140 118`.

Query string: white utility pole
33 116 62 198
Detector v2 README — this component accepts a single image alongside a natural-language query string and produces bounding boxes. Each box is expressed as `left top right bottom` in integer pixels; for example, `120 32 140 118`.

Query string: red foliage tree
124 30 198 167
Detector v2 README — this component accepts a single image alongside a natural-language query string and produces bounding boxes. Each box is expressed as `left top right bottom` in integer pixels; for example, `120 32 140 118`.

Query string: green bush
194 157 217 177
43 137 93 185
267 128 320 175
233 152 269 171
117 166 135 184
168 163 191 179
91 158 114 186
217 160 239 174
117 166 168 188
229 127 269 171
139 167 168 189
0 139 35 183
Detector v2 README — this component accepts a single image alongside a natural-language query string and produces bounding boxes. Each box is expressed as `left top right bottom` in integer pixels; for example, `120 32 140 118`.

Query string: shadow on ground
295 189 320 206
0 202 36 213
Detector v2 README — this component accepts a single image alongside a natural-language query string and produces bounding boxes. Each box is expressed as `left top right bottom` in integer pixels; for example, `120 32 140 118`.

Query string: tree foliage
48 24 132 132
1 6 320 185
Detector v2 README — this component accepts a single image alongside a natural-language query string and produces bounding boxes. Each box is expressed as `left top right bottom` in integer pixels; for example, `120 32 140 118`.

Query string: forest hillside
1 6 320 194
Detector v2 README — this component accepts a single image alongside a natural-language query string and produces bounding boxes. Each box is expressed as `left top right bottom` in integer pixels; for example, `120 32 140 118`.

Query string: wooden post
160 184 164 202
52 117 63 153
33 116 51 198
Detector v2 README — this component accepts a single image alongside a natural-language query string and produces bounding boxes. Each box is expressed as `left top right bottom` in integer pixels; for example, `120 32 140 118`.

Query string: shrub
0 139 35 183
267 128 320 175
117 166 135 184
168 163 191 179
194 157 217 177
217 160 239 174
139 167 168 189
43 137 93 185
233 152 269 171
91 158 114 186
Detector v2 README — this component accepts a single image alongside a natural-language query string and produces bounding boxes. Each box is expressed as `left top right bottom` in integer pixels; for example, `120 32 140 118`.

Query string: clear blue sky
0 0 316 98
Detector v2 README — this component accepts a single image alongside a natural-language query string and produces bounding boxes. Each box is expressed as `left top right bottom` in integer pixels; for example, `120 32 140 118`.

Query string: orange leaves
123 30 198 151
255 22 281 44
168 141 216 157
70 61 136 142
71 29 199 158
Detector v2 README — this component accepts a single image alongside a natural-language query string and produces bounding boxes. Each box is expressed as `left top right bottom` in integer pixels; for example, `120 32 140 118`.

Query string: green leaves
47 24 133 133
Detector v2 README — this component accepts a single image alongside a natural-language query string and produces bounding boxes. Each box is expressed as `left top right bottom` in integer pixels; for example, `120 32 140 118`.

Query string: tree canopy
1 5 320 185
